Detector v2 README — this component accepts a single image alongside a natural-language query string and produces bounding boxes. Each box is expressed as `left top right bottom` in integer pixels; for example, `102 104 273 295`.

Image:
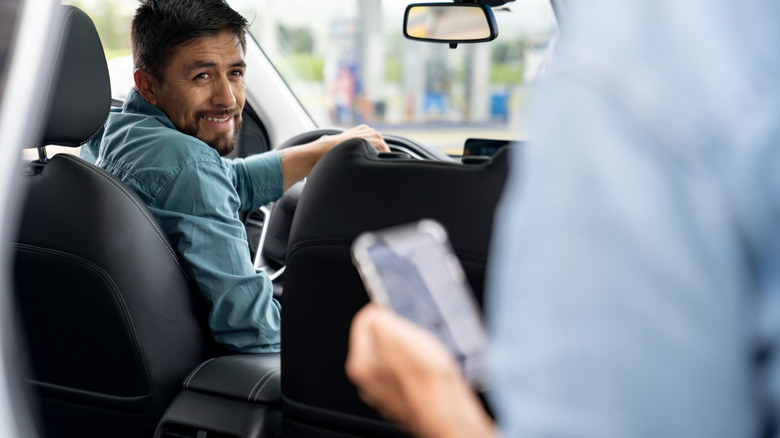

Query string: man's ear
134 69 159 106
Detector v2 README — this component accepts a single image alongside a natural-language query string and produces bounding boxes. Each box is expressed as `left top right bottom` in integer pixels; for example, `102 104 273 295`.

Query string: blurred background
64 0 558 154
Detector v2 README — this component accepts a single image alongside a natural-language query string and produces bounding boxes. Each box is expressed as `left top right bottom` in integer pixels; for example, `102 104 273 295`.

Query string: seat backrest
281 139 509 437
12 6 218 437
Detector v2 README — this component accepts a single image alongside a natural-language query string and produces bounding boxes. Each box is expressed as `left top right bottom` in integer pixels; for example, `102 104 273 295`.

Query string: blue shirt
81 90 284 353
486 0 780 436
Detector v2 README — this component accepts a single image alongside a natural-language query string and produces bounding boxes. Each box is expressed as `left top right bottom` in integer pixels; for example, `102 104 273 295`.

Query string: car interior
11 2 516 437
281 137 507 437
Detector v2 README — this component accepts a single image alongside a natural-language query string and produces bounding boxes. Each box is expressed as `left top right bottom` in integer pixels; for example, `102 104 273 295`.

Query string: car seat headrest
37 5 110 148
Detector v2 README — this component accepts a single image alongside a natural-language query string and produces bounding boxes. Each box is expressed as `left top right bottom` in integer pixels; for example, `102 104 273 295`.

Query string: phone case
351 219 487 387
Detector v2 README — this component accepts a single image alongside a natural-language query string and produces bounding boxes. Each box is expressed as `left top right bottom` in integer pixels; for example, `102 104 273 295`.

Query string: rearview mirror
404 3 498 45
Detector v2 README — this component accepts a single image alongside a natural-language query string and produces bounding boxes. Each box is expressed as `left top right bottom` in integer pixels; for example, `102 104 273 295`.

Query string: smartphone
351 219 487 387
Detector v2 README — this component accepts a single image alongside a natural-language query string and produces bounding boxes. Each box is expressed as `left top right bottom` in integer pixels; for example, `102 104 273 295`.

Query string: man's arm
225 151 285 211
152 160 281 353
278 124 388 190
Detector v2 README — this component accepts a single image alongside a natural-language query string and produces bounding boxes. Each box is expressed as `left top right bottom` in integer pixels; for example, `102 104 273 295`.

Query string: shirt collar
123 88 176 130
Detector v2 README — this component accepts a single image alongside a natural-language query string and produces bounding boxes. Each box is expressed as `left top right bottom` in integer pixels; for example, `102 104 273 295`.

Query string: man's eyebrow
231 60 247 69
185 60 247 73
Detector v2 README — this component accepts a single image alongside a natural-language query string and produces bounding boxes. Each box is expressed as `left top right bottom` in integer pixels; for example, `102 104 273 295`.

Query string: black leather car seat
12 6 219 437
281 139 509 437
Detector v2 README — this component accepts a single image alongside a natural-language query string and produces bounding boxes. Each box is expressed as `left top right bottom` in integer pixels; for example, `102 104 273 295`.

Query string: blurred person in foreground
346 0 780 436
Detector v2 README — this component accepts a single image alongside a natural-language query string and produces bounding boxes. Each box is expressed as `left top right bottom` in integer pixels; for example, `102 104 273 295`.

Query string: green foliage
278 25 314 53
64 0 132 59
63 0 132 58
491 40 525 64
105 48 132 61
276 53 324 82
491 63 523 84
385 58 402 84
491 39 525 84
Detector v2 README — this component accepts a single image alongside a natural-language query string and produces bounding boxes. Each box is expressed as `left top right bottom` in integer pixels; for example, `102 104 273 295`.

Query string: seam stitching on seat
59 155 193 281
287 239 488 265
287 238 353 255
183 357 217 388
247 367 278 401
251 368 280 402
12 243 154 400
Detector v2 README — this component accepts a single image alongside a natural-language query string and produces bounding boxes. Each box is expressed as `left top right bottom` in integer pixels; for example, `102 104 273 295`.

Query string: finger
355 388 375 407
345 304 380 384
375 141 390 153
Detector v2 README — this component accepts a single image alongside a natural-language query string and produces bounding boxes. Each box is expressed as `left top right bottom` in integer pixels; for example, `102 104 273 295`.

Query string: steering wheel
246 129 342 291
247 128 449 294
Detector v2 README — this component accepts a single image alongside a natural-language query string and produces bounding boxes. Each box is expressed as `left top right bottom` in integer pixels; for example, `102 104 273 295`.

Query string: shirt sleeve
223 151 284 211
149 159 281 353
486 81 756 437
483 1 778 436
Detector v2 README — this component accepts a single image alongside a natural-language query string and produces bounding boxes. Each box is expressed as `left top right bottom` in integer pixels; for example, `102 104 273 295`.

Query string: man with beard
81 0 388 354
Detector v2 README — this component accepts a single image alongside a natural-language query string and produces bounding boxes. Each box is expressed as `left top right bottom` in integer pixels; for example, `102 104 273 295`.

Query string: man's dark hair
131 0 248 80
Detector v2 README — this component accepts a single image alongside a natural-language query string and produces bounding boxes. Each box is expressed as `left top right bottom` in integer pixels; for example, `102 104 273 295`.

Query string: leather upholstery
183 354 281 404
38 6 110 147
13 6 219 437
281 139 509 437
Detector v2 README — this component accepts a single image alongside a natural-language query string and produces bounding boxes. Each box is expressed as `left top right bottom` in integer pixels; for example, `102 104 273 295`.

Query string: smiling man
138 31 247 157
81 0 388 353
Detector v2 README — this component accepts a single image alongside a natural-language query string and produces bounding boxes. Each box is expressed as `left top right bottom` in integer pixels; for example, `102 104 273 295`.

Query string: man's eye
231 70 244 77
194 72 208 80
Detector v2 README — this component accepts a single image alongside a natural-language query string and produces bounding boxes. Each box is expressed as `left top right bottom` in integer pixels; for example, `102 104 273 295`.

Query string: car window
228 0 558 155
60 0 558 157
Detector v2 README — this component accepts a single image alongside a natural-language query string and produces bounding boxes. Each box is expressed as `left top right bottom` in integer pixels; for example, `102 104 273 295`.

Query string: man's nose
211 76 237 108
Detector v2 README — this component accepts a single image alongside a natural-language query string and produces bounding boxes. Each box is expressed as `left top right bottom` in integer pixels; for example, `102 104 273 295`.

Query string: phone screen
352 220 486 386
463 138 517 157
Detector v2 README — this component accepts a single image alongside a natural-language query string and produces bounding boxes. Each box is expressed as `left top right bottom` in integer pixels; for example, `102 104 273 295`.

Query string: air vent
157 423 238 438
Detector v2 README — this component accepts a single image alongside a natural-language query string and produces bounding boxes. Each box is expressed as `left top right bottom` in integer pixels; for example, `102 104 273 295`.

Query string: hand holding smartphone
351 219 487 387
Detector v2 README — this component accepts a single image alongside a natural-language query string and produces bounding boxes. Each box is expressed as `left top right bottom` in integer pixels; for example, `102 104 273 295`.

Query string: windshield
60 0 558 156
229 0 558 155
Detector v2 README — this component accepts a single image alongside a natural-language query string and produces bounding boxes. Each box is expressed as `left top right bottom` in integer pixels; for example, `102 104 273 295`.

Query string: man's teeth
205 116 230 122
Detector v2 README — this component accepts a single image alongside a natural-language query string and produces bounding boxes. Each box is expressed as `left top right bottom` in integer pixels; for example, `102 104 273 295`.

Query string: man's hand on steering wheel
323 124 390 153
278 124 388 190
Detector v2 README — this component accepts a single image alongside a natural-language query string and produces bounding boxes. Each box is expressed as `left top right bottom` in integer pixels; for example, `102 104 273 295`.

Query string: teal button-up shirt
81 90 283 353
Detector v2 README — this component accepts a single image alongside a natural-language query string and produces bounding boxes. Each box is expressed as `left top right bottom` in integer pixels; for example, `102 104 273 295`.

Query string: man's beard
179 110 243 157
